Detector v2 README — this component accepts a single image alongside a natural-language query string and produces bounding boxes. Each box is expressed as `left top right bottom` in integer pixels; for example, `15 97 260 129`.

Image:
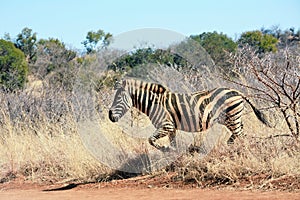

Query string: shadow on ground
43 153 154 192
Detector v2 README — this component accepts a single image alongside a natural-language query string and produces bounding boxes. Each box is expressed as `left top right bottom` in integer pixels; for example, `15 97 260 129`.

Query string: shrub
238 30 279 53
0 39 28 91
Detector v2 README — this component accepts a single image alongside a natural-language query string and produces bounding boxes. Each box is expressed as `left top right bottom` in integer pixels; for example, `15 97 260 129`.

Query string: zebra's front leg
148 127 176 152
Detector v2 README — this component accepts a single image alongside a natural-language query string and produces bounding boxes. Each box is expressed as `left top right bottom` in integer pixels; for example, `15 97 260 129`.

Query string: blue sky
1 0 299 50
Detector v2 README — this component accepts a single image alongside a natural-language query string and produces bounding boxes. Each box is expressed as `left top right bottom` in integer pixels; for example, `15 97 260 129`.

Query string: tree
0 39 28 91
82 29 112 54
31 38 77 90
238 30 278 53
227 46 300 140
107 48 190 72
33 38 77 76
15 27 37 63
190 32 237 70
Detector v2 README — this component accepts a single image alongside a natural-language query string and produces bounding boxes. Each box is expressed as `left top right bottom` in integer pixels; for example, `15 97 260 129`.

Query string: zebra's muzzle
108 110 118 122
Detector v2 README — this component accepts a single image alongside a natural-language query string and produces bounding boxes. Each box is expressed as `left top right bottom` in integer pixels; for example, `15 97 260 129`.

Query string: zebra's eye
114 80 125 90
114 82 121 90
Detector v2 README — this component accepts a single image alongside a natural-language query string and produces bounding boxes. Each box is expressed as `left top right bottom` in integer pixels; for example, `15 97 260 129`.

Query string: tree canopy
0 39 28 91
190 32 237 69
15 27 37 63
107 48 190 72
33 38 77 77
82 29 112 54
0 26 298 92
238 30 279 53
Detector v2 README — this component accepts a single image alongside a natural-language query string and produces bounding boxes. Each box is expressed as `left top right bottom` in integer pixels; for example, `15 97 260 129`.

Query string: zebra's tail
242 96 272 127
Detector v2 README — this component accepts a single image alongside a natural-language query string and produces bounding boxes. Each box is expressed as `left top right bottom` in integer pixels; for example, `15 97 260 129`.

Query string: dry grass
0 85 299 191
0 87 110 184
172 116 300 190
0 116 108 184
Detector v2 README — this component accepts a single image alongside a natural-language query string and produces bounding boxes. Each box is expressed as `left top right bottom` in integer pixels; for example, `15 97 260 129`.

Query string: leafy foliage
190 32 237 70
82 29 112 54
260 26 300 47
107 48 189 72
15 27 37 63
31 38 78 90
238 30 279 53
33 38 77 77
0 39 28 91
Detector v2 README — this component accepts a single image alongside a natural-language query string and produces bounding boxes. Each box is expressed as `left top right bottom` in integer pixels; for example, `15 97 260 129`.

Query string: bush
190 32 237 71
107 48 190 72
0 39 28 91
238 30 278 53
31 38 78 91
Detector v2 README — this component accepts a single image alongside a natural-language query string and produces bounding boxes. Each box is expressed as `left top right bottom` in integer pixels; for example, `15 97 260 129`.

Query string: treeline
0 26 299 91
0 28 111 91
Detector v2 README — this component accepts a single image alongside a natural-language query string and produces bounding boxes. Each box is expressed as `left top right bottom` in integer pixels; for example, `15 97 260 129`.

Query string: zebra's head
109 80 132 122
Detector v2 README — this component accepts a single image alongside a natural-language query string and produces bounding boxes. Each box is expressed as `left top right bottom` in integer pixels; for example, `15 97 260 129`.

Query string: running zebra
108 79 270 151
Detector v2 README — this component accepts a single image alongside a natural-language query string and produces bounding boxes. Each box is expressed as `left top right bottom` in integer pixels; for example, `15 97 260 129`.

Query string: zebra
108 79 270 151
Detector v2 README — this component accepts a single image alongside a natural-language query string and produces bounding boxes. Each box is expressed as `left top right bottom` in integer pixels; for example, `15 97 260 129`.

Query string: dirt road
1 184 299 200
1 174 299 200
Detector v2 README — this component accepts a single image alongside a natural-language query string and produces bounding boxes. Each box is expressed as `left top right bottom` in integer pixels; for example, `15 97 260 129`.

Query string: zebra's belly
174 114 202 132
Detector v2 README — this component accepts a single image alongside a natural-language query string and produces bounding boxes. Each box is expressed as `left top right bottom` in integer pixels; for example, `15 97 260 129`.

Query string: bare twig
229 47 300 140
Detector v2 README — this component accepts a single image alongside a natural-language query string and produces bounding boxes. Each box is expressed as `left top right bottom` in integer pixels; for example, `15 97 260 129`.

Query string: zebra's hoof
188 145 207 155
159 146 176 153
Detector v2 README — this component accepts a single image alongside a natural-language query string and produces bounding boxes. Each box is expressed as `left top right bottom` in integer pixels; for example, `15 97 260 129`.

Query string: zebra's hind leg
225 116 244 145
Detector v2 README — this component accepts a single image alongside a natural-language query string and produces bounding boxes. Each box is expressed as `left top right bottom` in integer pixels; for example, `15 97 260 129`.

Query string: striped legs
148 124 176 151
224 115 244 144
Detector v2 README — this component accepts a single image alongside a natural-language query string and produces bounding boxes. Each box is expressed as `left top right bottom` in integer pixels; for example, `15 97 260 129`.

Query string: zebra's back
164 88 244 133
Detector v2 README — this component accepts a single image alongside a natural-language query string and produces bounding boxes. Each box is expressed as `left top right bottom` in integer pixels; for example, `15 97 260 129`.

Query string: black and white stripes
109 79 269 151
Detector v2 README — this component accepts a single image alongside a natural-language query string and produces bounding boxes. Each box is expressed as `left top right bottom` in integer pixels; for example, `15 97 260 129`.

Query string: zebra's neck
123 79 166 111
124 79 169 96
130 88 162 115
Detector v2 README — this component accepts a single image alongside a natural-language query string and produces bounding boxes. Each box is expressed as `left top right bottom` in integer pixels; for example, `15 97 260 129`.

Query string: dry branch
226 46 300 140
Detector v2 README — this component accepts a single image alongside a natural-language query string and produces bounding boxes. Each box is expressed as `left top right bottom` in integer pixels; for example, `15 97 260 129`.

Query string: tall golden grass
0 88 109 184
0 82 299 190
173 116 300 190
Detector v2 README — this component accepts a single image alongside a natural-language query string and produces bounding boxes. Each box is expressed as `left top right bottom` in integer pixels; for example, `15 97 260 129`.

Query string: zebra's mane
124 79 169 94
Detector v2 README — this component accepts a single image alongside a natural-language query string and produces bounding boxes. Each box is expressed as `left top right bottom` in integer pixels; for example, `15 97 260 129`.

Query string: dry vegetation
0 88 108 184
0 46 299 191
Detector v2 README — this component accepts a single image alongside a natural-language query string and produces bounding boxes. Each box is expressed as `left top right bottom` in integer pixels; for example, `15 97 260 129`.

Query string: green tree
15 27 37 63
82 29 112 54
238 30 278 53
107 48 189 72
190 32 237 69
34 38 77 76
31 38 78 90
0 39 28 91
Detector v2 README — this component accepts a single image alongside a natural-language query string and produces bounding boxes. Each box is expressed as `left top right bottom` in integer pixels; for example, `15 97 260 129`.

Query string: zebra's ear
114 79 125 90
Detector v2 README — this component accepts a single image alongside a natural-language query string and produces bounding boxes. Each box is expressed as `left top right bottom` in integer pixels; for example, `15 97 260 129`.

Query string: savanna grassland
0 28 300 197
1 50 300 192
